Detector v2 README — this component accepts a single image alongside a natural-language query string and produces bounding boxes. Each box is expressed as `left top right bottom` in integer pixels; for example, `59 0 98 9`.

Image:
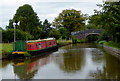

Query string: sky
0 0 103 29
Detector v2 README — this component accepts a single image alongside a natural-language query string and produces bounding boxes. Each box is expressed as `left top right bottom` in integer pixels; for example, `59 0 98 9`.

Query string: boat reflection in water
3 44 120 79
12 52 55 79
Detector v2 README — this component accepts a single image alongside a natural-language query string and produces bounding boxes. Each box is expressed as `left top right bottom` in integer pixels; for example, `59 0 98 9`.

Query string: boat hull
28 45 58 56
11 46 58 58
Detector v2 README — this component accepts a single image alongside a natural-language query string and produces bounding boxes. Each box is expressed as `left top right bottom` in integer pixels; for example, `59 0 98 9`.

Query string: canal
1 43 120 79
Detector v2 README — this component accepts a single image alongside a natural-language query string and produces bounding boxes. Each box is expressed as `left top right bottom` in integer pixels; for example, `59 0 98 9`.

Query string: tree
49 29 61 40
0 27 3 30
58 27 69 39
85 23 97 30
13 4 42 38
102 1 120 43
88 1 120 43
43 19 51 31
33 26 42 39
2 29 32 43
41 19 52 39
88 9 103 29
52 9 86 33
6 19 14 29
0 27 3 43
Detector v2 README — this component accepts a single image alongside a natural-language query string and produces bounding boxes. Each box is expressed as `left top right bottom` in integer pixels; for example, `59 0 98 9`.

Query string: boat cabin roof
26 38 55 43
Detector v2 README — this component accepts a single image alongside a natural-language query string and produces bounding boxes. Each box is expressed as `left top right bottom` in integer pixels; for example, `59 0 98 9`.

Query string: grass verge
1 43 13 59
103 41 120 50
72 38 86 43
57 39 72 47
1 40 72 59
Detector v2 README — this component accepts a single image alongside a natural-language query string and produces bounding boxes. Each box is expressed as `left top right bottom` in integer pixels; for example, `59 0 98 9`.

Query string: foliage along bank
2 4 87 43
88 1 120 43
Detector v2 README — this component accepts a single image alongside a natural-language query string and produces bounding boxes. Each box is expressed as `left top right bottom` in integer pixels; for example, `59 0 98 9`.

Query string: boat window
36 44 37 47
34 44 35 48
39 43 42 48
30 45 31 48
53 41 55 44
49 41 51 45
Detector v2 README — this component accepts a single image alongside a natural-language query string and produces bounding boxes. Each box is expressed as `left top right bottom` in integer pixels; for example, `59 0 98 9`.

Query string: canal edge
103 45 120 59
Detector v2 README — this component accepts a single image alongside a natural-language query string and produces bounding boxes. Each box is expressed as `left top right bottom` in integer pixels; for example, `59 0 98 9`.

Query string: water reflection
12 54 52 79
2 60 12 68
56 44 85 73
91 48 105 64
90 52 120 79
1 43 120 79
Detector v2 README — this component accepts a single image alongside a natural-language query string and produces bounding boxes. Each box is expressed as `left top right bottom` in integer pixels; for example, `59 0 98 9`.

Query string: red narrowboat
12 38 58 56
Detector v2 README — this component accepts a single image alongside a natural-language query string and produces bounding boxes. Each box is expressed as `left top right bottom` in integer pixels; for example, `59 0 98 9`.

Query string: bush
49 29 61 40
98 40 106 44
99 32 109 41
57 39 72 46
72 38 86 43
58 27 70 39
72 38 77 43
2 29 32 43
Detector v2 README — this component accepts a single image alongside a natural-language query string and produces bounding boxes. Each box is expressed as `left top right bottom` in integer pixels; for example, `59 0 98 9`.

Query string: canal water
1 43 120 79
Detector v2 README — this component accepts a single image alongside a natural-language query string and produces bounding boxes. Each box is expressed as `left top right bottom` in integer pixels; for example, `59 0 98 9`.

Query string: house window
49 41 51 46
39 43 42 48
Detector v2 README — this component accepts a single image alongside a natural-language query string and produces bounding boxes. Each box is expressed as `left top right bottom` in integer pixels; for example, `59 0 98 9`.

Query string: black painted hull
11 45 58 58
28 45 58 56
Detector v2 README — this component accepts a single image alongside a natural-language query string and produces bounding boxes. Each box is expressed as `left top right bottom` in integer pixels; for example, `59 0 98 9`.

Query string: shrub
98 40 106 44
2 29 32 43
49 29 61 40
72 38 86 43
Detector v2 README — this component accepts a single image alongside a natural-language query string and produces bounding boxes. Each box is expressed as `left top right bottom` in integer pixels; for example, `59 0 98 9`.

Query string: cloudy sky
0 0 103 29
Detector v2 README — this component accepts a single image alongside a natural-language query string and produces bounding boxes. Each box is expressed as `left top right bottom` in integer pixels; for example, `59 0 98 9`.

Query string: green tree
13 4 42 38
99 32 109 41
6 19 14 29
58 27 69 39
0 27 3 30
102 1 120 43
49 29 61 40
85 23 97 30
2 29 32 43
0 27 3 43
88 1 120 43
88 9 103 29
52 9 86 33
41 19 52 39
33 26 42 39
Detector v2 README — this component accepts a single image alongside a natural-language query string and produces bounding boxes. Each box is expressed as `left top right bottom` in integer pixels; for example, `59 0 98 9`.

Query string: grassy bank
72 38 86 43
98 40 120 50
57 39 72 47
1 43 13 59
1 40 72 59
103 41 120 50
